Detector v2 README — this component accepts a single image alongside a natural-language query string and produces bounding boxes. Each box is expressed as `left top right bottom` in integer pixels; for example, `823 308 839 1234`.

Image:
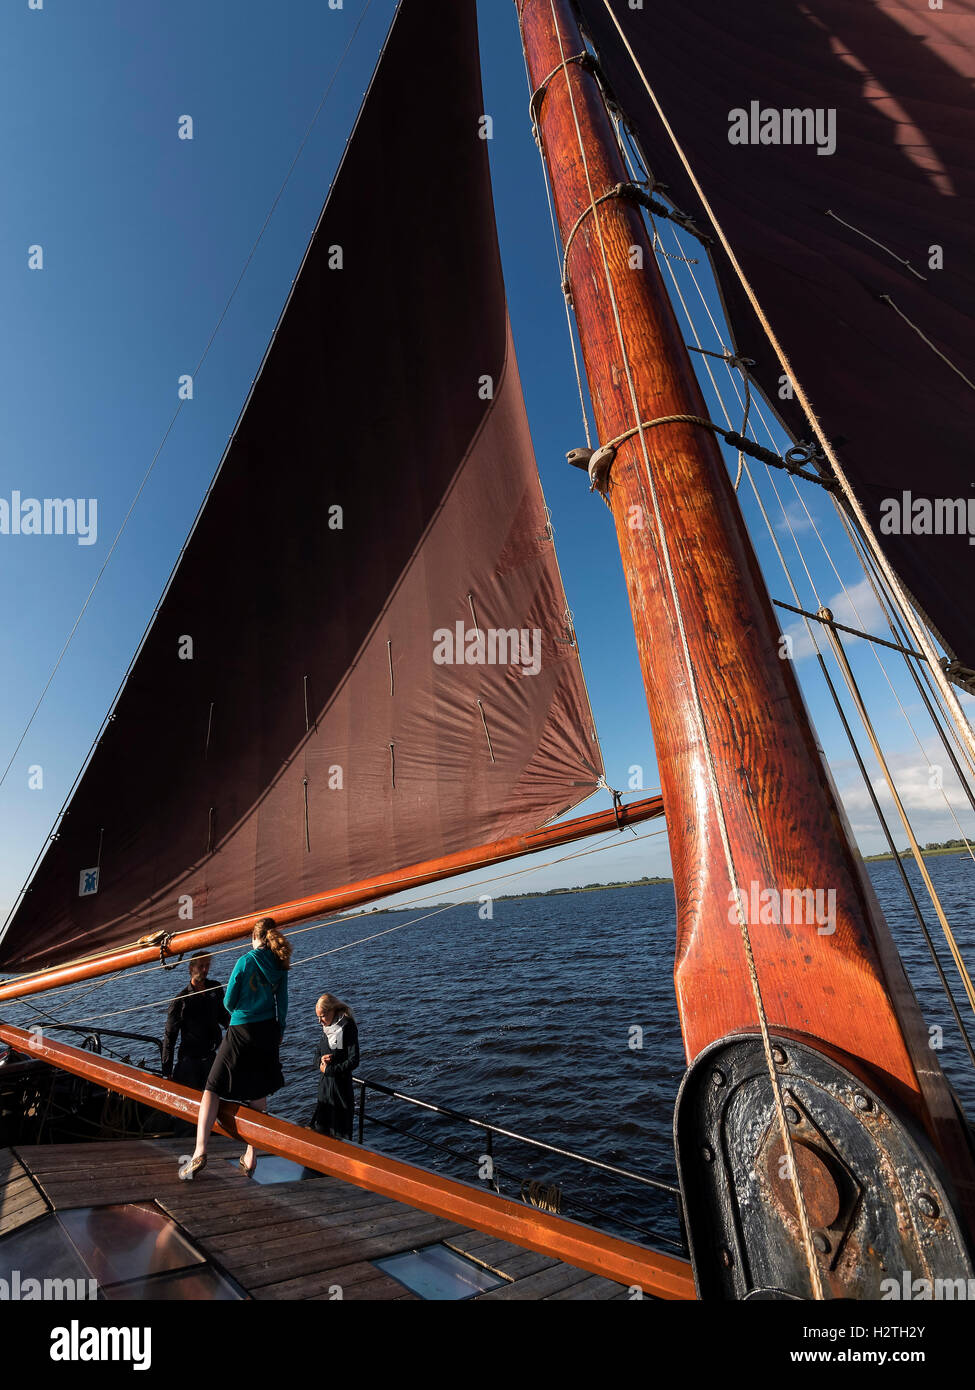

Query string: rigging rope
651 195 975 891
519 38 593 448
879 296 975 395
593 0 975 773
17 825 670 1027
651 220 975 1070
665 240 975 1060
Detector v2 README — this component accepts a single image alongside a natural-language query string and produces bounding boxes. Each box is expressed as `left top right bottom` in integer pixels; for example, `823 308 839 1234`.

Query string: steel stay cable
841 509 975 806
594 0 975 775
540 0 823 1298
657 200 975 877
645 209 975 1069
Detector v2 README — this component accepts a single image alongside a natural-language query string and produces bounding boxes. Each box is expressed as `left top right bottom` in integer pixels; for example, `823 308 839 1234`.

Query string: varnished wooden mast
0 793 663 1003
517 0 975 1225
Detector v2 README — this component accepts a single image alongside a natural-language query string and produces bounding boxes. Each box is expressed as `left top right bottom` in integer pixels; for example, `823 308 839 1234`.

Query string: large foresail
0 0 602 972
575 0 975 669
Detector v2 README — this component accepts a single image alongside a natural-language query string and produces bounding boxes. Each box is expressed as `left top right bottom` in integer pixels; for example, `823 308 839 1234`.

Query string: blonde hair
253 916 292 969
316 993 355 1022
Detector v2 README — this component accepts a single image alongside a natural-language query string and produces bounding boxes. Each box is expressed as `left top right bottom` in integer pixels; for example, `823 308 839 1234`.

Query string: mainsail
0 0 602 972
575 0 975 668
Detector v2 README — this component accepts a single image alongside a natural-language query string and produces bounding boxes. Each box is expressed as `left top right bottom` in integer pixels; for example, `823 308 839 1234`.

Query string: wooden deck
1 1138 635 1300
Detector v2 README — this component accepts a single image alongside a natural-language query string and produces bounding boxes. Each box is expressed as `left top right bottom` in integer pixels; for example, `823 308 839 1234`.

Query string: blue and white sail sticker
78 866 100 897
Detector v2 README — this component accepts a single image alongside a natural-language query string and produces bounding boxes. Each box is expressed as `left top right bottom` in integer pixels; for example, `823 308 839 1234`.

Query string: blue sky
1 0 972 927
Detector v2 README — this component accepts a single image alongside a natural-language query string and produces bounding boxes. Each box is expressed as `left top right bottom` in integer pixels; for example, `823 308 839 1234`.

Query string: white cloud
784 576 887 662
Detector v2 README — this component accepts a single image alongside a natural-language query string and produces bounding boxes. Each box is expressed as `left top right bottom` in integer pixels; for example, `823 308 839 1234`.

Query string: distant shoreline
864 846 969 863
493 877 673 902
354 877 673 916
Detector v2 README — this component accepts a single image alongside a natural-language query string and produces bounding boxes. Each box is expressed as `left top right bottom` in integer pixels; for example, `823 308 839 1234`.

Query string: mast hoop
528 50 594 142
560 180 710 303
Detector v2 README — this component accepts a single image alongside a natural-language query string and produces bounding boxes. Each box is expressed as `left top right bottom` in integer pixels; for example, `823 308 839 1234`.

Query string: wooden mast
517 0 975 1237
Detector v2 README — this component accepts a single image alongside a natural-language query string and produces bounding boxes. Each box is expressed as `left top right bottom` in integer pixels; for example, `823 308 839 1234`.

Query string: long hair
253 916 292 969
317 992 355 1022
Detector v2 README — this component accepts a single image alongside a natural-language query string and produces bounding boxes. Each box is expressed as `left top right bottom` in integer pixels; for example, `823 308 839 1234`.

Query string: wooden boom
0 793 663 1003
0 1023 694 1299
517 0 975 1227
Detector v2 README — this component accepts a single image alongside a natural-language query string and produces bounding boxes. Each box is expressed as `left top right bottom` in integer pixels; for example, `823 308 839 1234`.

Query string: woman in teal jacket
179 916 291 1180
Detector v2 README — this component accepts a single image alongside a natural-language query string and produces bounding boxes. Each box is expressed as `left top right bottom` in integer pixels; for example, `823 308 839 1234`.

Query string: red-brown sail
575 0 975 670
0 0 602 973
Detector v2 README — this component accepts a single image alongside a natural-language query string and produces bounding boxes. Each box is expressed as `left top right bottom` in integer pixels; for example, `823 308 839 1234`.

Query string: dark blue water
6 853 973 1245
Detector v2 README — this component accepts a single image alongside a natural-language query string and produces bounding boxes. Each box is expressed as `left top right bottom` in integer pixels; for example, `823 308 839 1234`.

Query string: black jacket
162 980 229 1076
317 1015 360 1110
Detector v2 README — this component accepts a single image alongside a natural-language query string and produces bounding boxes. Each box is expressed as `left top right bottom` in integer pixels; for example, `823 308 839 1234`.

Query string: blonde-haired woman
180 917 291 1179
312 994 359 1140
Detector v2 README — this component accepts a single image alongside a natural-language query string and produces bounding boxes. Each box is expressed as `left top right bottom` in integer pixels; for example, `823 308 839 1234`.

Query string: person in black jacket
162 952 229 1090
311 994 359 1140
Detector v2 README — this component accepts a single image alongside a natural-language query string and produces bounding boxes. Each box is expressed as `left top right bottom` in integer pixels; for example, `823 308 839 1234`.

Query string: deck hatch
375 1243 505 1299
0 1201 244 1300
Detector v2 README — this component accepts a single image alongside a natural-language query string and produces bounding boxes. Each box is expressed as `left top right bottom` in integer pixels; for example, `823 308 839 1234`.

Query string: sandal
179 1154 207 1181
239 1154 257 1178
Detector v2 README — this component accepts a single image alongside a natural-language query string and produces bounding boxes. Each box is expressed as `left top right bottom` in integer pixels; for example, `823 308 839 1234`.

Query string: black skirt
205 1020 284 1101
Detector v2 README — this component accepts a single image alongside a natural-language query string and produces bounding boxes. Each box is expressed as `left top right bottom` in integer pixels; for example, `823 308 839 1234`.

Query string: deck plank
442 1233 558 1281
0 1149 48 1235
9 1139 639 1301
473 1263 595 1299
544 1273 628 1300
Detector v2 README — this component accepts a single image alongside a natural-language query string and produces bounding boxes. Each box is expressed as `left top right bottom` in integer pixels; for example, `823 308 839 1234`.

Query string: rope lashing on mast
688 347 755 490
560 181 710 304
567 415 828 497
